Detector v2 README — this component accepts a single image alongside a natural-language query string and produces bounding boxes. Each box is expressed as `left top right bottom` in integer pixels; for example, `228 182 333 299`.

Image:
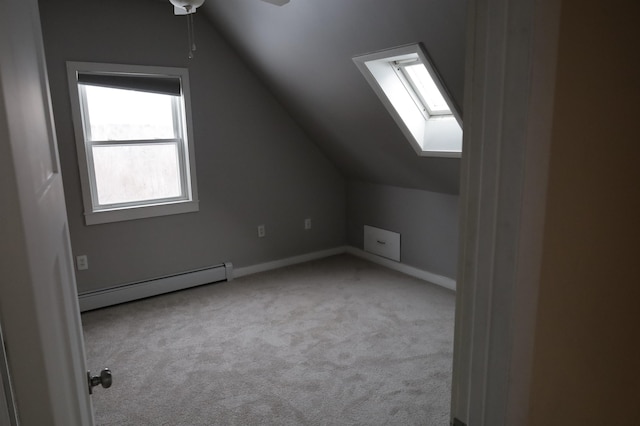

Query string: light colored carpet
82 254 455 425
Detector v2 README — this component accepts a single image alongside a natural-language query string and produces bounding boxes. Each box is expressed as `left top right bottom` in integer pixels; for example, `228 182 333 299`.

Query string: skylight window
353 44 462 157
399 61 451 115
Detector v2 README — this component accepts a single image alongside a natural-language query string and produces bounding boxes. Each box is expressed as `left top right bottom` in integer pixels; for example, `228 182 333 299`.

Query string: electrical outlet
257 224 266 238
76 255 89 271
304 218 312 230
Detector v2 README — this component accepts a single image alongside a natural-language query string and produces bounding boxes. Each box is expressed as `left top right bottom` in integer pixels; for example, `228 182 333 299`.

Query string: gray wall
38 0 346 293
203 0 466 194
347 180 458 279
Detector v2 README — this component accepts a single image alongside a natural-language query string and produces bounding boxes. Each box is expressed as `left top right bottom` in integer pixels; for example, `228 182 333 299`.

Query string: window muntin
67 62 199 225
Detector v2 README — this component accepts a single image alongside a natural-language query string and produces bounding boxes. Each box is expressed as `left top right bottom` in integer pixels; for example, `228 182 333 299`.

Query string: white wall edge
233 247 348 278
78 264 227 312
346 246 456 291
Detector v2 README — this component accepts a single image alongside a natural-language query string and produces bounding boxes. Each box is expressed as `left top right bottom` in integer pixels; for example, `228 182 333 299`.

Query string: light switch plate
76 255 88 271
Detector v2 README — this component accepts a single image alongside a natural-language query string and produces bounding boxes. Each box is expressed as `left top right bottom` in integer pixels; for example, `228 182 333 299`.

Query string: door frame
451 0 561 424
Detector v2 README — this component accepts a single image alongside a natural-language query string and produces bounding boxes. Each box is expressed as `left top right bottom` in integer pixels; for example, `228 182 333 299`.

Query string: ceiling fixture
168 0 291 59
169 0 205 59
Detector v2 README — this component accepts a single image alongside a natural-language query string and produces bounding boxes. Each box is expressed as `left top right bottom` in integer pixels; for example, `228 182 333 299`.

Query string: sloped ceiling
200 0 467 194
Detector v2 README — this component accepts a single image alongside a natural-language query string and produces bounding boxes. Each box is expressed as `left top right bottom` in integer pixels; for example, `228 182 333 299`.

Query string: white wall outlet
257 224 266 238
304 218 312 230
76 255 89 271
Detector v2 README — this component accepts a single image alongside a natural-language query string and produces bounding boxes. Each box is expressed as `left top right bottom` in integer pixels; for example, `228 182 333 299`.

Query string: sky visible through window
92 144 182 205
83 85 177 141
403 63 450 115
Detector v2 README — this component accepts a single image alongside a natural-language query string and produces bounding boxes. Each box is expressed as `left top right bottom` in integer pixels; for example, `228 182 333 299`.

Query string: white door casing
451 0 561 424
0 0 95 425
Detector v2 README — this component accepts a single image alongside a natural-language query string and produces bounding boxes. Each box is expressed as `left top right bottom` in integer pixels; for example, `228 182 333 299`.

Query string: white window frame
67 62 199 225
353 43 463 158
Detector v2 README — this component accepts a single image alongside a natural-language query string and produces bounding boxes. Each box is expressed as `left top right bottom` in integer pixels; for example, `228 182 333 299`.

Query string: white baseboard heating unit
78 262 233 312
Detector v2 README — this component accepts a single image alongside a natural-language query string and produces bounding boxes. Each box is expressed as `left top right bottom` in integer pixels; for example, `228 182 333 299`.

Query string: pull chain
185 6 197 59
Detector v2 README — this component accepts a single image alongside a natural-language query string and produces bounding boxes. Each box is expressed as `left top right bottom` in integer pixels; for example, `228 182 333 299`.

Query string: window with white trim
353 44 462 157
67 62 199 225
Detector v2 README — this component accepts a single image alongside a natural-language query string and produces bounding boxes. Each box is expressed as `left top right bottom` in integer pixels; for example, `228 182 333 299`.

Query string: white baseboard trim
78 264 228 312
78 246 455 311
233 247 347 278
345 246 456 291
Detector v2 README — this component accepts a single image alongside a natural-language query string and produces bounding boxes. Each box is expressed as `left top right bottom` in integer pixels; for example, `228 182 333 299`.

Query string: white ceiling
201 0 467 194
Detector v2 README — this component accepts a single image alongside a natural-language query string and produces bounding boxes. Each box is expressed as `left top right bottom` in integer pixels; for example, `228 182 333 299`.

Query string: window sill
84 200 199 225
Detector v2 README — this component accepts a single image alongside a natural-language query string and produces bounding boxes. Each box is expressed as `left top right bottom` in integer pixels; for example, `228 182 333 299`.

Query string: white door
0 0 95 424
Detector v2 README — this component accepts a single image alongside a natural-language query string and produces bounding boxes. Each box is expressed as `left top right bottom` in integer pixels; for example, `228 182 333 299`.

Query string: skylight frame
353 43 462 158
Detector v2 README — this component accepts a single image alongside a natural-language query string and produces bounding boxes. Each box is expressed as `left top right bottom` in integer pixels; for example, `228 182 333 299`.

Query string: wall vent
363 225 400 262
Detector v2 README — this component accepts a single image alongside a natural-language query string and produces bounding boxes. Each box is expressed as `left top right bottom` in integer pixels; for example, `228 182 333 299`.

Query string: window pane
92 144 182 205
404 64 451 114
83 85 177 141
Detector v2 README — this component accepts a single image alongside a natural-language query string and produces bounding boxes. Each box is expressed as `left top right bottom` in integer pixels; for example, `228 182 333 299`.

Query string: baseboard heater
78 262 233 312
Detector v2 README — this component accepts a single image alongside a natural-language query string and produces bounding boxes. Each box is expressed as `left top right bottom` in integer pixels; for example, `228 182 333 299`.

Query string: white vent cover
364 225 401 262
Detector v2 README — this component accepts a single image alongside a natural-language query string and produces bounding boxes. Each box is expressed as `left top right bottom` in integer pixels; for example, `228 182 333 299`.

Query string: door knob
87 368 112 394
